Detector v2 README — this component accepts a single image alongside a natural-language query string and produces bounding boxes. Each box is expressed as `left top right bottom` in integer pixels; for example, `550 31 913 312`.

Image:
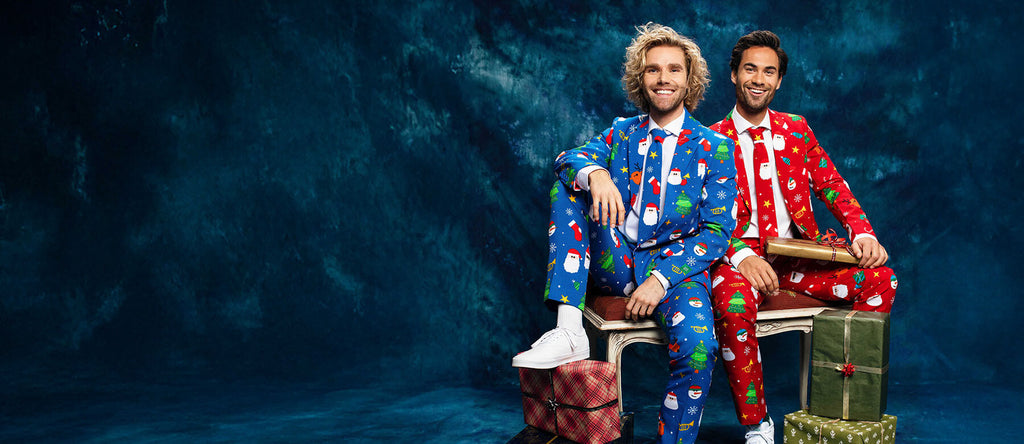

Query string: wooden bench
584 290 848 413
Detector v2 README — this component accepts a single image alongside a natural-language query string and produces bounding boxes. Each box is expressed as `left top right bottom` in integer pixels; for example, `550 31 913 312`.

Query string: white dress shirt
575 112 689 290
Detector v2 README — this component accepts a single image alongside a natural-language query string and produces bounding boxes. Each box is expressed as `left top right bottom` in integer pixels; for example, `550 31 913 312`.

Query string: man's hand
624 276 665 320
588 169 625 227
736 255 779 296
850 237 888 269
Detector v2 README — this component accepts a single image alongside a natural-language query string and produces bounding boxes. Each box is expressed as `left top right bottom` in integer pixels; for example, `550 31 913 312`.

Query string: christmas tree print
727 291 746 313
599 250 616 274
674 193 693 216
853 270 865 290
745 382 758 405
549 183 559 205
713 140 731 163
689 340 710 372
823 188 839 204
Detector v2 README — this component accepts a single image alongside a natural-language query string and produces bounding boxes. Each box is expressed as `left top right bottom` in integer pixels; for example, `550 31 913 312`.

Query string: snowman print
687 385 703 400
736 328 749 342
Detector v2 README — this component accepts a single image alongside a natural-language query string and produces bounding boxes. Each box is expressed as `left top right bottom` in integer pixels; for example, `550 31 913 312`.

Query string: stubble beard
735 82 774 117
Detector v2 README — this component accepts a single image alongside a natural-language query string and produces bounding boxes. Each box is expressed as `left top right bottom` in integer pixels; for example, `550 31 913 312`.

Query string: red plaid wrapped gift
519 360 620 444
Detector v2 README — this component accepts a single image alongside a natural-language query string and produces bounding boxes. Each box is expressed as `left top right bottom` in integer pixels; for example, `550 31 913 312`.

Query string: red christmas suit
708 109 897 425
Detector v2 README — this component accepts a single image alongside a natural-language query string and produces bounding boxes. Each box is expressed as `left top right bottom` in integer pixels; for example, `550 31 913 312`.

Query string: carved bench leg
607 332 626 414
799 331 811 410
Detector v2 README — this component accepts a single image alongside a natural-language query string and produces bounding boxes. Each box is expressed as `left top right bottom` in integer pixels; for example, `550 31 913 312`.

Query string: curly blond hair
622 23 710 114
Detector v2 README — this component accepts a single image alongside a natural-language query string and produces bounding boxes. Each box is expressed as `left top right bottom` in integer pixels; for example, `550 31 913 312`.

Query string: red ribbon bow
816 229 849 248
840 362 857 377
816 229 854 258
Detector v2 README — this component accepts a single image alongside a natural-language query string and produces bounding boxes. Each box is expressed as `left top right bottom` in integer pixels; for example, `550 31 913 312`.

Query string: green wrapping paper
809 309 889 421
783 410 896 444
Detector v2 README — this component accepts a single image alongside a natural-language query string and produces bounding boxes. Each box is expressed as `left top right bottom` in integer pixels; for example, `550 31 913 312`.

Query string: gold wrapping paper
765 237 857 264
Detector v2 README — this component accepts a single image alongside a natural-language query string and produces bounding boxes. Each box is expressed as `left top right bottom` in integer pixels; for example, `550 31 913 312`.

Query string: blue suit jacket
554 113 737 291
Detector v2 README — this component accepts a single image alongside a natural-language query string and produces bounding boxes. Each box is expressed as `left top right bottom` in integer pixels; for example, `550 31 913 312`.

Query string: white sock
556 304 585 335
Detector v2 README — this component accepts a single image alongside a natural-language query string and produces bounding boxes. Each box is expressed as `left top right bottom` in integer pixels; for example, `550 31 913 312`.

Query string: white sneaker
744 415 774 444
511 327 589 369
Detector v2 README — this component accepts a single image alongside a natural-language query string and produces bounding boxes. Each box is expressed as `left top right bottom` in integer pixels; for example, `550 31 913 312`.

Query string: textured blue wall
0 0 1018 393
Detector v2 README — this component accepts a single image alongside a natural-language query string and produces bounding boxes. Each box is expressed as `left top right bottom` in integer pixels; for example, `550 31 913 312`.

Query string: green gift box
783 409 896 444
809 309 889 421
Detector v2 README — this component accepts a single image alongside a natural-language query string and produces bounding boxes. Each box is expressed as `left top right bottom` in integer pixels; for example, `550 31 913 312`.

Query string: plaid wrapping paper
519 360 620 444
783 409 896 444
809 309 889 421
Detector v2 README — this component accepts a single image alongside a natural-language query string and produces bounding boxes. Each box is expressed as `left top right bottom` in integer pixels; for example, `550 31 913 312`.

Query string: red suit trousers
710 245 896 425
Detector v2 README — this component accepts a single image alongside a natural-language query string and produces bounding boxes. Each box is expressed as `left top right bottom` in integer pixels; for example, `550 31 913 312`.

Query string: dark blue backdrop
1 1 1019 442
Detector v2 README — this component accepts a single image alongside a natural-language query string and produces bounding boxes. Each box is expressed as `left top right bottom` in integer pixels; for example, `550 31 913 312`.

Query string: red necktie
747 127 778 245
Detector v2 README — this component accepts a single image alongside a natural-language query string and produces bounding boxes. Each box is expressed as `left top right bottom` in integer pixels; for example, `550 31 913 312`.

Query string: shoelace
532 328 583 348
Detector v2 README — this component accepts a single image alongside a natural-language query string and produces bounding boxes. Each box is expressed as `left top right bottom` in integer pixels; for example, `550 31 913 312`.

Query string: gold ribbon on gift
810 311 888 420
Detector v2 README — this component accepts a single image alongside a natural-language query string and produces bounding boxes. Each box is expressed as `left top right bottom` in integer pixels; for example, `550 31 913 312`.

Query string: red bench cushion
587 289 841 322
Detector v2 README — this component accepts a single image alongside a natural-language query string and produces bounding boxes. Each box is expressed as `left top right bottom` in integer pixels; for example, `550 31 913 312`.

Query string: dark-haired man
708 30 897 444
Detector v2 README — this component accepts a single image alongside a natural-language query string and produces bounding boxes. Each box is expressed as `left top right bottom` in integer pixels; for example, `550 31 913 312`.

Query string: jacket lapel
719 116 751 215
625 117 650 210
768 110 802 218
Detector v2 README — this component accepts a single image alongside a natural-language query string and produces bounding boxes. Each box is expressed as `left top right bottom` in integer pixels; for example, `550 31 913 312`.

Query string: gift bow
815 229 854 262
810 311 889 419
840 362 857 377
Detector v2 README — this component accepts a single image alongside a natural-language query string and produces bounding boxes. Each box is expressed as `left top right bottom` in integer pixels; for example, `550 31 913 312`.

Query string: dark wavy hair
728 30 788 78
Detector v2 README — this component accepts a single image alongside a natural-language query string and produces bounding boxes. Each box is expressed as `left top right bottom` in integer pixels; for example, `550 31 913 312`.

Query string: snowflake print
744 346 752 355
549 243 557 253
717 190 727 199
565 208 574 216
695 312 706 321
687 257 697 266
612 176 620 184
794 194 803 203
762 214 771 222
687 406 700 415
646 165 655 174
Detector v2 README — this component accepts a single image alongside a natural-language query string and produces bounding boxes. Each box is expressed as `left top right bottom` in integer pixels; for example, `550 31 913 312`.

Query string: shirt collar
648 109 687 137
730 106 771 136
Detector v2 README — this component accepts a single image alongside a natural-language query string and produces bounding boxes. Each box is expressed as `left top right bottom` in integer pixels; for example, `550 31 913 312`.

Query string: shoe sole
511 349 590 369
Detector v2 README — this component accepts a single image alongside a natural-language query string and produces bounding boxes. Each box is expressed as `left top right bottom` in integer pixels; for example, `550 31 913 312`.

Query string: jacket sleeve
650 136 738 288
553 119 625 189
801 123 875 239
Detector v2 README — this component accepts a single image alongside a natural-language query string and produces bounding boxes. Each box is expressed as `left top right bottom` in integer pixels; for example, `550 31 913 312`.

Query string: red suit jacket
710 109 874 261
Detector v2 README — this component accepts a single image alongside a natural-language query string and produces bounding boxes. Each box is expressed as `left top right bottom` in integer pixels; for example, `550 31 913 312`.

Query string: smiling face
731 46 782 124
643 45 689 126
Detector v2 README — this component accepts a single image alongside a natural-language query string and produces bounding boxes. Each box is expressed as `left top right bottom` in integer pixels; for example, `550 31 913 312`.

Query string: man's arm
554 119 628 227
800 121 888 268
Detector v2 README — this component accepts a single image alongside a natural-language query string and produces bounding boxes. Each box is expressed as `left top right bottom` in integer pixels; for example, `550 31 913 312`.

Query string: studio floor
0 357 1014 443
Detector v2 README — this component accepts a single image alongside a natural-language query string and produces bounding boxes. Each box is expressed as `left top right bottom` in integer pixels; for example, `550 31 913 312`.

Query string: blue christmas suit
544 114 737 444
